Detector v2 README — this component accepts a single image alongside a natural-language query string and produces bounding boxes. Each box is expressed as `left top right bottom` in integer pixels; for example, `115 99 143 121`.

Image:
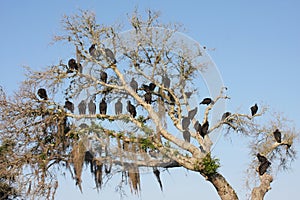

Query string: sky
1 0 300 199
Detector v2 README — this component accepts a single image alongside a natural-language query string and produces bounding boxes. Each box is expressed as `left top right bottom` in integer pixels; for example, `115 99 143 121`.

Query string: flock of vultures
36 44 282 176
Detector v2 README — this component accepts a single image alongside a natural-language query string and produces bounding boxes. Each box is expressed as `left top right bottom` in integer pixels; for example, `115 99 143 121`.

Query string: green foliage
139 138 155 150
201 153 220 176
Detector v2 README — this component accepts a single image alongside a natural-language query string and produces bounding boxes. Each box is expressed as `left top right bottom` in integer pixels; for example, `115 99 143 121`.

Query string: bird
68 58 78 71
153 167 163 191
194 120 201 133
37 88 48 100
78 100 86 115
130 77 138 92
89 44 96 56
221 112 231 121
257 153 267 163
182 117 190 130
188 107 198 120
201 121 209 138
162 74 170 88
273 129 282 143
127 100 137 118
149 83 156 91
88 99 96 115
99 98 107 115
250 103 258 116
64 100 74 113
258 160 271 176
100 71 108 83
144 91 153 104
183 130 191 143
115 99 123 115
200 98 213 105
104 48 116 64
141 83 156 92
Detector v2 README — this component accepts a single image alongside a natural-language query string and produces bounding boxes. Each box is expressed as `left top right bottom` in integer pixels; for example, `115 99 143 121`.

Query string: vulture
104 48 116 64
144 91 152 104
250 103 258 116
183 130 191 143
88 99 96 115
99 98 107 115
200 121 209 138
64 100 74 113
37 88 48 100
194 120 201 134
78 100 86 115
142 83 156 92
127 100 137 118
68 58 78 71
188 107 198 120
182 117 191 130
100 71 108 83
149 83 156 91
221 112 231 121
257 153 267 163
115 99 123 115
273 129 282 143
89 44 96 57
258 160 271 176
130 77 138 93
162 74 170 88
200 97 213 105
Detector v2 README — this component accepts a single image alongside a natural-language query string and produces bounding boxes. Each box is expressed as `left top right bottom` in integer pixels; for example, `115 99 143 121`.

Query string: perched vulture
64 100 74 113
88 99 96 115
89 44 96 57
221 112 231 121
182 117 190 130
201 121 209 138
149 83 156 91
258 160 271 176
273 129 282 143
127 100 137 118
99 98 107 115
68 58 78 71
183 130 191 143
188 107 198 120
78 100 86 115
144 91 152 104
250 103 258 116
194 120 201 133
257 153 267 163
162 74 170 88
100 71 108 83
130 77 138 93
37 88 48 100
105 48 116 64
115 99 123 115
142 83 156 92
200 98 213 105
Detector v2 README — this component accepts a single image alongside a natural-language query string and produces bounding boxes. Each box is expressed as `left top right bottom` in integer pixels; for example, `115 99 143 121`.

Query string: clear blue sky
1 1 300 199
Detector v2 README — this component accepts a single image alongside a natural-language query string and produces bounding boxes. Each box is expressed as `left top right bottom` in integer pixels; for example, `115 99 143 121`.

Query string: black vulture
183 130 191 143
162 74 170 88
100 71 108 83
105 48 116 64
200 98 213 105
194 120 201 134
37 88 48 100
141 83 156 92
68 58 78 71
149 83 156 91
144 91 152 104
89 44 96 56
257 153 267 163
188 107 198 120
258 160 271 176
115 99 123 115
88 99 96 115
153 167 163 191
127 100 137 118
64 100 74 113
250 103 258 116
99 98 107 115
130 77 138 92
221 112 231 121
201 121 209 138
182 117 190 130
273 129 282 143
78 100 86 115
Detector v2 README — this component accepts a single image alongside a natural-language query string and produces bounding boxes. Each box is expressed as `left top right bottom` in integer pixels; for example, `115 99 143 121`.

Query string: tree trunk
205 172 239 200
251 174 273 200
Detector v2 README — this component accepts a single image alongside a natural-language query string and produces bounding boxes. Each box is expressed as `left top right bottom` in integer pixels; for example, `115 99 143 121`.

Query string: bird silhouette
127 100 136 118
257 153 267 163
221 112 231 121
201 121 209 138
200 98 213 105
115 99 123 115
37 88 48 100
64 100 74 113
130 77 138 92
89 44 96 56
188 107 198 120
183 130 191 143
194 120 201 134
258 160 271 176
105 48 116 64
182 117 190 130
68 58 78 72
99 98 107 115
144 91 153 104
273 129 282 143
78 100 86 115
88 99 96 114
250 103 258 116
100 71 108 83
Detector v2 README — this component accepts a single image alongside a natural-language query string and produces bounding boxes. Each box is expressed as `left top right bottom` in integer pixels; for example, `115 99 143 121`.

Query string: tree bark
205 172 239 200
251 174 273 200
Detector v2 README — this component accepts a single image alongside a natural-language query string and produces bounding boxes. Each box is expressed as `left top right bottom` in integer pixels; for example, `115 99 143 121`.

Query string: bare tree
0 9 297 200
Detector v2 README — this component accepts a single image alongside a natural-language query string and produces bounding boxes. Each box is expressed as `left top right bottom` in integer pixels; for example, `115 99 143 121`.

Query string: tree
0 9 297 200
